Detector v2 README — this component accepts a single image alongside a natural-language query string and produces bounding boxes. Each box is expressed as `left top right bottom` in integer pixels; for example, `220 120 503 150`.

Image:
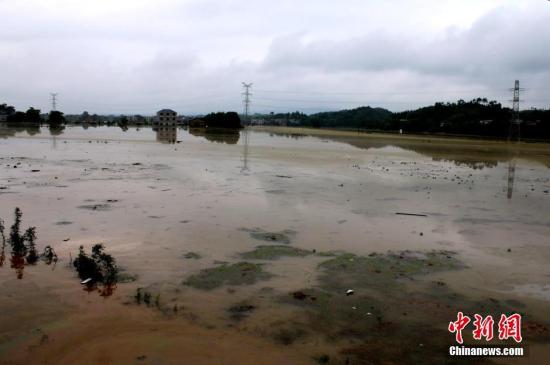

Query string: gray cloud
0 0 548 114
262 5 550 77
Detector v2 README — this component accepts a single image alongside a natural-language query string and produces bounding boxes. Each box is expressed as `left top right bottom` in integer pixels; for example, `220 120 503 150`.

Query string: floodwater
1 124 549 364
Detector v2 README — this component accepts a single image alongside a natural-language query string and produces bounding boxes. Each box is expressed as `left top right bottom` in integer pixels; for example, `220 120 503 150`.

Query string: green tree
47 110 66 135
7 111 25 124
48 110 66 126
24 107 42 125
201 112 242 128
0 103 16 114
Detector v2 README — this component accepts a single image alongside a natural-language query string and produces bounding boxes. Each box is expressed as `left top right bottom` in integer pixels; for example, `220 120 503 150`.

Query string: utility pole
50 93 58 111
242 82 252 125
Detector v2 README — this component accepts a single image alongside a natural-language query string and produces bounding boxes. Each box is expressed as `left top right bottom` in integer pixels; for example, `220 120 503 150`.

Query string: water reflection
188 128 240 144
49 125 65 136
266 131 550 170
10 254 26 279
242 128 250 172
155 126 177 144
0 242 5 268
506 142 521 200
1 124 548 171
0 123 40 138
507 159 516 199
431 158 498 170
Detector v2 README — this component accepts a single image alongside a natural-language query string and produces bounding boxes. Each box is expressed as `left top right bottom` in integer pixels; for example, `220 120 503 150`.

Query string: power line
254 87 520 96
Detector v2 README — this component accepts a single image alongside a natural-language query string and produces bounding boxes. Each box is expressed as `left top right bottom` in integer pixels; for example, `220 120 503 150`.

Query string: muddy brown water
1 125 549 364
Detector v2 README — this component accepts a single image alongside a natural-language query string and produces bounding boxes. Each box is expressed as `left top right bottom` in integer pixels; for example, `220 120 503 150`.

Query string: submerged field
1 125 550 364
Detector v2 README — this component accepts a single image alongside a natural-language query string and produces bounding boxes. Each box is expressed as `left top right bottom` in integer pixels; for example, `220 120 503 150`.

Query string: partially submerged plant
9 208 27 256
0 218 6 247
41 245 58 265
24 227 38 264
143 292 152 306
135 288 143 304
91 243 118 285
0 218 5 267
1 208 41 273
134 288 162 309
73 243 118 286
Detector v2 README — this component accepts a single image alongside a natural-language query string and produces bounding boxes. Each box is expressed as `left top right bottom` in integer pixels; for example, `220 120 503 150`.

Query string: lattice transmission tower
242 82 252 125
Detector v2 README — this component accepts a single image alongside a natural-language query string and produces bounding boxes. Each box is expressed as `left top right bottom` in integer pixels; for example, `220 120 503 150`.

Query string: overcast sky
1 0 549 115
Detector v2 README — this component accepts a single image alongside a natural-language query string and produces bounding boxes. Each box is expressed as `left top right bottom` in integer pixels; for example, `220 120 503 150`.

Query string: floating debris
77 203 112 211
183 252 202 260
395 212 428 217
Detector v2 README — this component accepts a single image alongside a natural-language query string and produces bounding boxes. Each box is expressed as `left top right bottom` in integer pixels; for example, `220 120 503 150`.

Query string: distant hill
305 106 393 129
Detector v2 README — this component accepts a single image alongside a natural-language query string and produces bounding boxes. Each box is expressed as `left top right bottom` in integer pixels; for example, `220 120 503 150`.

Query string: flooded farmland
1 125 550 365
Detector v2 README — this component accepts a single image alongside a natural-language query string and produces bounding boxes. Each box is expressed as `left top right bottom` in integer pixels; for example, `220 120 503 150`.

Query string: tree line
257 98 550 139
1 103 66 132
4 99 550 139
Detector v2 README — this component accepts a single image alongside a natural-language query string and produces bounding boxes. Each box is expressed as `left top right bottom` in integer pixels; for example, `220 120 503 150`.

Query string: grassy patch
317 250 464 292
184 262 272 290
276 250 545 364
240 245 312 260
